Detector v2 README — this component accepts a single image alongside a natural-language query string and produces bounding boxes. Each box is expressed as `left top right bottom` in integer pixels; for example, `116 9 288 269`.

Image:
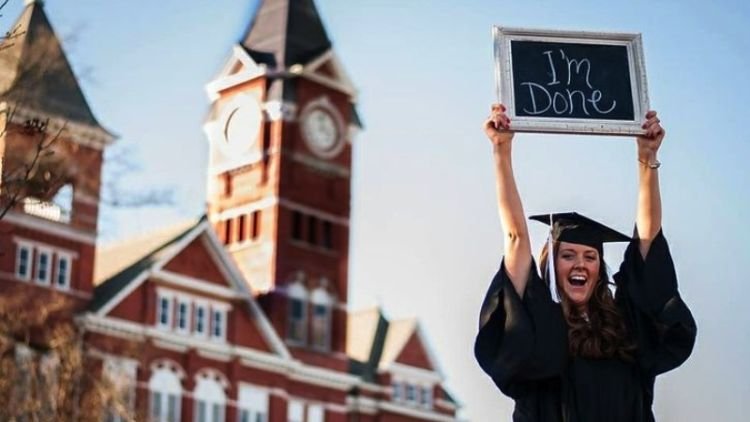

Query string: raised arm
636 111 665 258
483 104 532 297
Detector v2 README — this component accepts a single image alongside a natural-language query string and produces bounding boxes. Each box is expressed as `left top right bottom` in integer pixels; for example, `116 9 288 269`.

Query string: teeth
571 276 586 281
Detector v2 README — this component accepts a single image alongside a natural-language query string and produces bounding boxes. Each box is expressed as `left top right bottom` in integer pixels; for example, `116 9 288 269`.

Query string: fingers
489 103 511 130
641 110 664 139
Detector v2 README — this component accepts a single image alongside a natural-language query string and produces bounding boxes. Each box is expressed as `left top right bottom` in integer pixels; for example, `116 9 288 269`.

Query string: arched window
149 367 182 422
286 281 308 345
310 286 333 351
193 375 226 422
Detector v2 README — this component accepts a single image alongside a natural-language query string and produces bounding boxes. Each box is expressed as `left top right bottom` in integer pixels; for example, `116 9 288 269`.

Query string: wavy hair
540 242 636 361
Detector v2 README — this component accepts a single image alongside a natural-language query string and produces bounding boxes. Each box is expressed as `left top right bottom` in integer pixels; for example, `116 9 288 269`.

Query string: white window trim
15 241 32 281
194 299 209 338
210 307 228 342
237 383 269 422
307 403 325 422
175 296 191 335
55 252 73 290
310 288 333 352
287 399 304 422
156 291 174 330
34 247 52 285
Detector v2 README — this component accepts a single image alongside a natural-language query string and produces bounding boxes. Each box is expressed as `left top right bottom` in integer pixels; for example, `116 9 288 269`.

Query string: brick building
0 1 459 421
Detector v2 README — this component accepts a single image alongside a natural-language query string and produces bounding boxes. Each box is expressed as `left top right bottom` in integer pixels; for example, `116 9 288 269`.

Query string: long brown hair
540 242 635 361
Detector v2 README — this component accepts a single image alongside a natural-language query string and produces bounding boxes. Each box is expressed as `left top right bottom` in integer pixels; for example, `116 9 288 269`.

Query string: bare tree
0 290 141 421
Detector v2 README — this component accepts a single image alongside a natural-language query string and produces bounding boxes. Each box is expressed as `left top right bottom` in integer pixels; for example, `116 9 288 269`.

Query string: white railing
22 197 71 223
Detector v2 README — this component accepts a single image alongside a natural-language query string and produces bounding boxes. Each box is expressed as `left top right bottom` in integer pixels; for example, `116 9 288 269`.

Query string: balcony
22 197 71 223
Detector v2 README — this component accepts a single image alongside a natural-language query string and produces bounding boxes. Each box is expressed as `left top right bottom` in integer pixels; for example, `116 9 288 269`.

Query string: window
252 210 261 240
307 404 324 422
310 288 332 351
307 215 317 245
224 219 233 245
149 368 182 422
157 295 172 328
238 384 268 422
35 249 51 284
193 377 225 422
211 309 226 341
55 253 71 290
287 400 304 422
195 304 207 336
238 215 247 242
287 298 307 344
406 384 416 403
392 381 403 401
422 386 433 408
291 211 303 241
322 221 333 250
311 304 330 350
15 243 31 280
176 299 190 333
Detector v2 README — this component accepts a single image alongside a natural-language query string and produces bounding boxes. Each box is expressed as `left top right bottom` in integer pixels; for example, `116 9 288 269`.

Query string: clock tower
204 0 360 369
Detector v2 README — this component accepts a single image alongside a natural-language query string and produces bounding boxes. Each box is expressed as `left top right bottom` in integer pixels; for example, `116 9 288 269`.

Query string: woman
474 104 696 422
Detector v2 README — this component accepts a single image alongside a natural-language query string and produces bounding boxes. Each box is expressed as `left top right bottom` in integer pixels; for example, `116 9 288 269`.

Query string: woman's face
555 241 601 311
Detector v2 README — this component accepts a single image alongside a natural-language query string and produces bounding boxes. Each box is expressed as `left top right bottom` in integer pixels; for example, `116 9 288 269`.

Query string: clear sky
4 0 749 420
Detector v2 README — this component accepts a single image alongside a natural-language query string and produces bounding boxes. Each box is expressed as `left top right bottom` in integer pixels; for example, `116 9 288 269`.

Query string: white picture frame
493 26 650 136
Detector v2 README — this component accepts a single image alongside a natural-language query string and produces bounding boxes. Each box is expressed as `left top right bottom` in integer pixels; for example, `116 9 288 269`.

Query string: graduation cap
528 212 631 303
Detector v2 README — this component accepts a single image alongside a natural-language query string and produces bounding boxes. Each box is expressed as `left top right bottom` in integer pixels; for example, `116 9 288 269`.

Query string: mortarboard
528 212 631 303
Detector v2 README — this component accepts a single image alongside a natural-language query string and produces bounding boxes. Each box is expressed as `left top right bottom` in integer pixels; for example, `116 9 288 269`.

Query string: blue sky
3 0 749 420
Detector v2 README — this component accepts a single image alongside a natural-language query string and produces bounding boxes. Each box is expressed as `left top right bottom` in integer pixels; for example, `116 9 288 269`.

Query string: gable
394 331 435 371
162 236 231 287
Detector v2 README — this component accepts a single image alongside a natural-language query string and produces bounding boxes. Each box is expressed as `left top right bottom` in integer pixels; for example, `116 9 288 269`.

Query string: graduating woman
474 104 696 422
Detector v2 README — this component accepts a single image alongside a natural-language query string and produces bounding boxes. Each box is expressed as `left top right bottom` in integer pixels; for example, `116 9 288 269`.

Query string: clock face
222 98 262 154
302 108 341 157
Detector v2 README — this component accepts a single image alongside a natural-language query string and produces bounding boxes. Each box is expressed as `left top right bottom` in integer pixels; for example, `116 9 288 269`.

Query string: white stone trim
208 197 279 222
4 210 96 245
302 50 358 99
290 151 350 178
205 46 267 102
81 314 391 396
435 399 458 411
279 199 349 227
152 269 243 300
378 401 458 422
385 362 443 385
346 395 378 415
12 236 79 259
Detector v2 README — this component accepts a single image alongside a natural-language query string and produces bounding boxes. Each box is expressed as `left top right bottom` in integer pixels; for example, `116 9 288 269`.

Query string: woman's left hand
637 110 665 162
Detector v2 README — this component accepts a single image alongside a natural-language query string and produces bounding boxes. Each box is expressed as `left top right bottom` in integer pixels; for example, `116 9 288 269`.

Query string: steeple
240 0 332 69
0 0 106 131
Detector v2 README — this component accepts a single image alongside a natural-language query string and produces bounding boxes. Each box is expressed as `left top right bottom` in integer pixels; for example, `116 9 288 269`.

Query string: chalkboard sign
493 27 649 136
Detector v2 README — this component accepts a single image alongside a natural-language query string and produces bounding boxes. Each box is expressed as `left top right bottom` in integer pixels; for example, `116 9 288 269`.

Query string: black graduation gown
474 230 697 422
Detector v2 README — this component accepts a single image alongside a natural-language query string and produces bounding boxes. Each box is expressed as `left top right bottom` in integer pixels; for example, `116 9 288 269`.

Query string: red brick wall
394 333 434 371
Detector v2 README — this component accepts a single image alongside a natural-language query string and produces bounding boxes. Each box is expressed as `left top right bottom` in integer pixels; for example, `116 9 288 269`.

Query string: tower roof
0 0 104 128
240 0 332 69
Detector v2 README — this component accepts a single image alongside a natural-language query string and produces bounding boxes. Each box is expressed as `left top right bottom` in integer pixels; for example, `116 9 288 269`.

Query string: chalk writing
520 49 616 116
